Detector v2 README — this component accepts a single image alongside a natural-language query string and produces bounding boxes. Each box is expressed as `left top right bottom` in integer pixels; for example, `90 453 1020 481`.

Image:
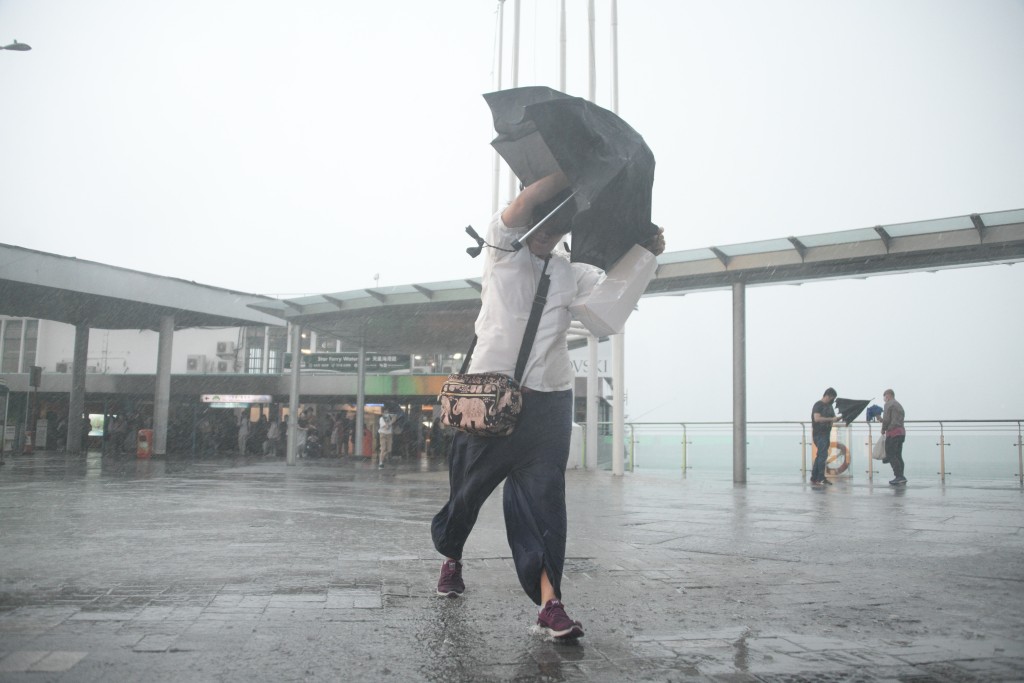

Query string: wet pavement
1 451 1022 682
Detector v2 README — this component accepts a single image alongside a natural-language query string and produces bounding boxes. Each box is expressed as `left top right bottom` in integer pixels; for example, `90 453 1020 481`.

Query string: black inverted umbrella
835 398 871 425
483 86 658 271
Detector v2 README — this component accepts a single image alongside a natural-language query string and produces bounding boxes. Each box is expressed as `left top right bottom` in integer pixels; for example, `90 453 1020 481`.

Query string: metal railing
582 419 1024 485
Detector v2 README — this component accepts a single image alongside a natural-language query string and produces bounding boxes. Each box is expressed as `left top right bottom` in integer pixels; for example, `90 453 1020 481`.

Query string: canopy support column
354 345 366 457
66 324 89 454
586 335 599 470
732 281 747 484
611 333 625 476
153 315 174 456
286 322 301 465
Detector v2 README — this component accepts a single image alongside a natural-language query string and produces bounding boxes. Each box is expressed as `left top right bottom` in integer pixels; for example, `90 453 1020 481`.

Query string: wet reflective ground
1 451 1023 681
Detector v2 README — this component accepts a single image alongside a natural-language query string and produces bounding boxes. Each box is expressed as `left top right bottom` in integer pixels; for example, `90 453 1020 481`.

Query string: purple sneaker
436 559 464 597
537 599 584 639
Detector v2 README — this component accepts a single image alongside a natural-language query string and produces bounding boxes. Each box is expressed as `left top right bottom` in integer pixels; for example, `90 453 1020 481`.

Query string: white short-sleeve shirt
468 212 604 392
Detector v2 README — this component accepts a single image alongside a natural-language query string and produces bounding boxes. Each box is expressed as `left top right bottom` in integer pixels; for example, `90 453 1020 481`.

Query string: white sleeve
570 262 606 305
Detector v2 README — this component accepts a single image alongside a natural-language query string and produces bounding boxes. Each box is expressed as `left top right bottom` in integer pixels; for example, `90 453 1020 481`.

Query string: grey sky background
2 1 1022 422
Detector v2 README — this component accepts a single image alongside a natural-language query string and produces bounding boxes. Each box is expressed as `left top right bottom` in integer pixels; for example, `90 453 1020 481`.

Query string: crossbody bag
439 256 551 437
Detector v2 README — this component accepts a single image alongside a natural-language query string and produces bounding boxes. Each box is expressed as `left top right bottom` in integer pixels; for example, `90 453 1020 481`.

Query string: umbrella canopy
483 86 658 271
835 398 872 425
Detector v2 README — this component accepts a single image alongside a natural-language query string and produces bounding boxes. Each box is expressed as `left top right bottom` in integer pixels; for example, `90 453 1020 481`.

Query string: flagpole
559 0 567 92
607 0 627 477
506 0 521 204
491 0 505 214
587 0 596 102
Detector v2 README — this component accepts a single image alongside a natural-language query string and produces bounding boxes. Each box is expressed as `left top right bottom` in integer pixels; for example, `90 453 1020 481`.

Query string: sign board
201 394 273 404
283 352 411 373
35 418 48 448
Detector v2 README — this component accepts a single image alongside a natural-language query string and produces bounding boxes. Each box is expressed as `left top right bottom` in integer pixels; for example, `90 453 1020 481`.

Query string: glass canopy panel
658 248 718 264
882 215 973 237
423 280 478 291
979 209 1024 227
718 238 797 257
797 228 881 248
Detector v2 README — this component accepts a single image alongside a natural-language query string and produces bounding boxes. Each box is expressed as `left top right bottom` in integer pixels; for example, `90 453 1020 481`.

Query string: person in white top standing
378 412 394 469
431 171 665 640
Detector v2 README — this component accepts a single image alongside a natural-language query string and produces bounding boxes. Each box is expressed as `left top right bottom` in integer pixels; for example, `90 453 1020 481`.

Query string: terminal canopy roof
0 243 283 330
254 208 1024 354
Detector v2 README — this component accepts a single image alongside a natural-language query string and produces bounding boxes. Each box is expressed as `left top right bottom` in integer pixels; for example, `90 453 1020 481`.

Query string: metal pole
681 423 688 475
1 386 8 462
507 0 520 203
355 345 366 457
586 335 599 470
867 421 874 483
610 0 619 112
491 0 505 214
153 315 174 456
587 0 596 102
611 334 624 476
732 282 747 484
1017 421 1023 485
628 423 634 471
938 422 947 483
262 326 270 374
286 323 301 465
800 423 807 479
67 324 89 454
558 0 566 91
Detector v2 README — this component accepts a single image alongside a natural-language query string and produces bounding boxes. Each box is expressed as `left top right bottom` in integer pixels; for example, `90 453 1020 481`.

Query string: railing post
937 421 949 483
1016 420 1023 486
681 422 688 476
866 422 874 483
622 423 630 473
800 423 807 479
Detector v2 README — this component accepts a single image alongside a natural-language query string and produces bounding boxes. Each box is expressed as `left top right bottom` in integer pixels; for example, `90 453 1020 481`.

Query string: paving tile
0 650 49 673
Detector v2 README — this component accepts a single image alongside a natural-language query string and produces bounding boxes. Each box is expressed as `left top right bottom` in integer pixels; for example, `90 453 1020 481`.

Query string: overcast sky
2 1 1022 424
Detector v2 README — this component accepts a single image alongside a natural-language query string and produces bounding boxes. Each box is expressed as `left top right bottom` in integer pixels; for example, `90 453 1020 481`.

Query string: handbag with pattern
440 256 551 437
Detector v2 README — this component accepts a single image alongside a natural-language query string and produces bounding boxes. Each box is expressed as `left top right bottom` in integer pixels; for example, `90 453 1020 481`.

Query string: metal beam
322 295 346 310
412 285 434 300
874 225 892 252
787 236 808 261
709 246 731 267
971 213 986 243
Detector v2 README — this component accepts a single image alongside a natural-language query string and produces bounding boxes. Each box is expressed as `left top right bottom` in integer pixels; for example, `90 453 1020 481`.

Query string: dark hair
823 387 837 399
531 188 576 235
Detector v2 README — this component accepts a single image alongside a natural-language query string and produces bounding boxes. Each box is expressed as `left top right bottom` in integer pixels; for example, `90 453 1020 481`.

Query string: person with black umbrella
431 170 664 640
810 387 843 485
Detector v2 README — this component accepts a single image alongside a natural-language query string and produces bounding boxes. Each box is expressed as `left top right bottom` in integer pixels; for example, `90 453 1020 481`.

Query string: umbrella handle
510 190 577 252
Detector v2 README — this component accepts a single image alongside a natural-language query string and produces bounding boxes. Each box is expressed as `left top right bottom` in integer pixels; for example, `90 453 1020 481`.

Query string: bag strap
458 256 552 384
513 256 551 383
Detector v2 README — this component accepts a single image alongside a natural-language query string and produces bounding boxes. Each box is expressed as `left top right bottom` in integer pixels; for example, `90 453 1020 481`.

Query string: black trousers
885 435 906 478
431 389 572 605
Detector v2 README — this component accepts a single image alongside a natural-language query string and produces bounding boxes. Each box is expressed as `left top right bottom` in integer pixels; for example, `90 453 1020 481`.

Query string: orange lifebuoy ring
826 441 849 475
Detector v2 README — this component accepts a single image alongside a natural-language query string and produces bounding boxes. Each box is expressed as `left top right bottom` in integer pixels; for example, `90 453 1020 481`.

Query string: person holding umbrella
431 170 664 640
810 387 843 485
